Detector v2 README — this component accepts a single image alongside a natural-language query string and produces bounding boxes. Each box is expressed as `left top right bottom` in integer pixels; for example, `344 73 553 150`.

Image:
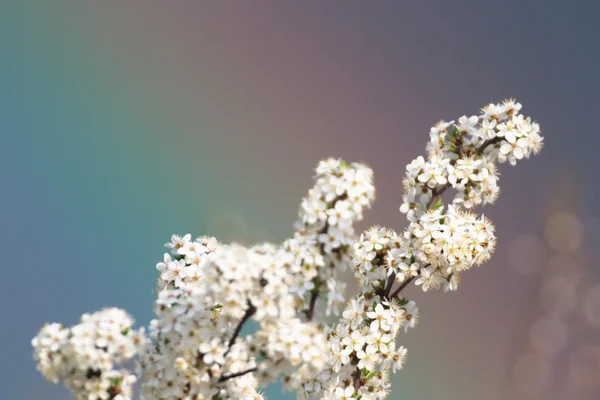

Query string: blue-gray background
1 1 599 399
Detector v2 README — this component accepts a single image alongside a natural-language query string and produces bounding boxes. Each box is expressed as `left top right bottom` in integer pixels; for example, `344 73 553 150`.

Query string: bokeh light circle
540 274 578 317
547 254 582 282
582 285 600 327
544 212 584 253
508 234 547 275
529 316 568 356
513 353 551 396
567 346 600 391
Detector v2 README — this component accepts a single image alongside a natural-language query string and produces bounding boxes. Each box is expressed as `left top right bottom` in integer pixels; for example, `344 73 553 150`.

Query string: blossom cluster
299 100 539 399
141 241 328 399
288 158 376 317
299 227 419 400
137 158 379 399
401 99 543 220
406 205 496 292
33 99 543 399
31 308 148 400
155 234 218 290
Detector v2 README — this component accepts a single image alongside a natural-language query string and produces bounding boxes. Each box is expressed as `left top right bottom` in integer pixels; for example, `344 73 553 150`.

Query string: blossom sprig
33 99 543 400
31 308 148 400
299 226 419 400
138 287 263 399
156 234 218 290
300 100 541 399
141 243 328 399
290 158 376 319
401 99 543 221
404 205 496 292
139 160 375 399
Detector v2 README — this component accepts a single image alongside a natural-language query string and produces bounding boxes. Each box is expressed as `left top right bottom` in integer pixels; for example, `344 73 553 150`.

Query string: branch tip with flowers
32 99 543 400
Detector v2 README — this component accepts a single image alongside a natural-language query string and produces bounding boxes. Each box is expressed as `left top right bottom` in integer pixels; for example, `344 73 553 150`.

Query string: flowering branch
478 135 504 154
305 281 322 321
218 367 258 382
224 303 256 357
32 99 543 400
382 273 396 298
389 276 415 299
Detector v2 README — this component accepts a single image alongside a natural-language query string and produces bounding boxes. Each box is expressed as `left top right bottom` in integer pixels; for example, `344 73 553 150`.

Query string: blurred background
1 1 599 399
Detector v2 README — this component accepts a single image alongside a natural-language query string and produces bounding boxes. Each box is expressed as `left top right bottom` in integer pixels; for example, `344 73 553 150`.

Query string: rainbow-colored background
2 2 599 399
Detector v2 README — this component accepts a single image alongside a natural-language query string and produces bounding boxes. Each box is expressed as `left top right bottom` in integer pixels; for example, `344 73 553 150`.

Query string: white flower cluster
299 212 460 399
156 234 218 290
286 158 376 317
31 308 148 400
402 99 543 219
298 100 540 398
353 227 403 292
139 287 262 399
406 205 496 292
141 242 327 399
300 227 419 400
33 100 543 400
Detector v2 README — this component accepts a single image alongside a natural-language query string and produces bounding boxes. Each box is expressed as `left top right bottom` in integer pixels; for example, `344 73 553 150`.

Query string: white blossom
33 100 543 400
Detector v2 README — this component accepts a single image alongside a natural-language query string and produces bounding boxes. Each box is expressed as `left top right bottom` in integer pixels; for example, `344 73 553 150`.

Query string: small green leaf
108 376 122 387
433 197 444 210
451 125 461 138
120 328 130 336
365 370 377 379
397 297 409 306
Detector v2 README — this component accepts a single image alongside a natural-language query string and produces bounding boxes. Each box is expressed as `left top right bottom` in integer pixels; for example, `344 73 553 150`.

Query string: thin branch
427 135 503 210
383 272 396 299
304 215 337 321
455 135 465 157
218 367 258 382
223 304 256 357
389 277 414 299
353 366 362 391
427 182 451 210
477 136 503 155
305 284 320 321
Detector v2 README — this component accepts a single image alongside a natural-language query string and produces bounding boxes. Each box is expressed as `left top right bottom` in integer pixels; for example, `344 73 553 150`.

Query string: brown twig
305 283 321 321
223 304 256 357
477 136 503 155
353 366 362 391
383 272 396 299
427 182 451 210
426 136 501 210
389 277 415 299
218 367 258 382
